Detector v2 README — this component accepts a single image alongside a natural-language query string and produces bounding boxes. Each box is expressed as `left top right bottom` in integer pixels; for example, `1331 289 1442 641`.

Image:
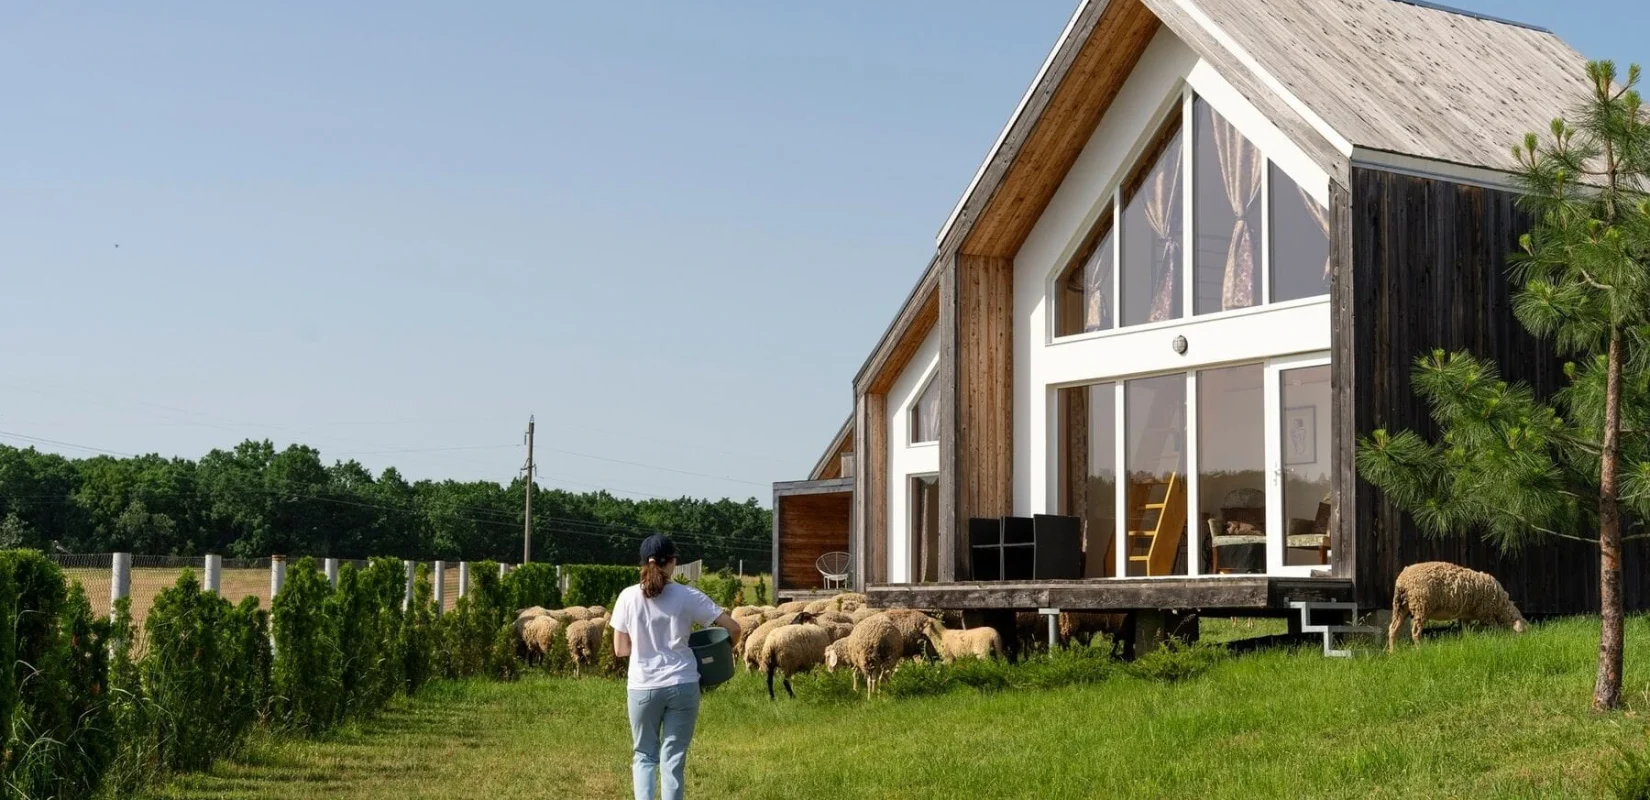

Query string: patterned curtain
1142 136 1183 323
1213 114 1262 310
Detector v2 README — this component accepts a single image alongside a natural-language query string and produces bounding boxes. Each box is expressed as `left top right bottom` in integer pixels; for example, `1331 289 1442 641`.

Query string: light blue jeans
627 682 701 800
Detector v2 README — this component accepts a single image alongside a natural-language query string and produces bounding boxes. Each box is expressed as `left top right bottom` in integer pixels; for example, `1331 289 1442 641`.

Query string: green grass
146 616 1650 799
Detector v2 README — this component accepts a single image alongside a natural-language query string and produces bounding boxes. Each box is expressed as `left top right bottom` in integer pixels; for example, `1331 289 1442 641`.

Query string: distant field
148 616 1650 799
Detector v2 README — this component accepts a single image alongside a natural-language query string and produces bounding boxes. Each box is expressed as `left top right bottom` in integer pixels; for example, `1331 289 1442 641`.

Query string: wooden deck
867 576 1354 612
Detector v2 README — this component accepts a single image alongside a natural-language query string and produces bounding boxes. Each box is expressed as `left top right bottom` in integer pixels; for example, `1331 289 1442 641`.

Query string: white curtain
1082 231 1114 331
1213 114 1262 310
1142 136 1183 323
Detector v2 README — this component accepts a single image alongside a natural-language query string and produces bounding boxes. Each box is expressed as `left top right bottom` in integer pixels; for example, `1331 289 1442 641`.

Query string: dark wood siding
1348 166 1648 614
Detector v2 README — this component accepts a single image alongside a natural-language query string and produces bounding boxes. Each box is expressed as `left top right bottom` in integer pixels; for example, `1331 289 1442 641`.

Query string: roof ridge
1387 0 1551 34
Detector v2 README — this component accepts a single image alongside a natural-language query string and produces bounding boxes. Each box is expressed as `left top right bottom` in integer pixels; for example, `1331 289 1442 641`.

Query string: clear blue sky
1 1 1642 504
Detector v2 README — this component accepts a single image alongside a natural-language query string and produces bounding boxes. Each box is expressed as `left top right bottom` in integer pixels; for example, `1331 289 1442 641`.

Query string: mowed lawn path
149 617 1650 799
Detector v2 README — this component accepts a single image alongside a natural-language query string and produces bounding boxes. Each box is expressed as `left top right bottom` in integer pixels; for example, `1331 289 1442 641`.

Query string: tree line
0 439 772 568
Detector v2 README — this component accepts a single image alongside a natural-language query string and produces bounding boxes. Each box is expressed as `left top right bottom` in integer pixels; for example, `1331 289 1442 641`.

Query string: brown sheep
881 609 943 661
740 612 806 671
1387 561 1527 652
927 622 1005 663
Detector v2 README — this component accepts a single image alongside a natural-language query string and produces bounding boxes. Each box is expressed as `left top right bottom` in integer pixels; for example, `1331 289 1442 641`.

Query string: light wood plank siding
946 255 1015 581
960 0 1161 259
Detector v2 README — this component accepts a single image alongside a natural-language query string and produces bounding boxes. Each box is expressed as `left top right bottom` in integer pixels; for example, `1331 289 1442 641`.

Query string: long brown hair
641 557 674 599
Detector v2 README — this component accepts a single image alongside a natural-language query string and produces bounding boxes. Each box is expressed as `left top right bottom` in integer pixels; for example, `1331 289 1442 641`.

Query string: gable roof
1186 0 1590 173
935 0 1590 247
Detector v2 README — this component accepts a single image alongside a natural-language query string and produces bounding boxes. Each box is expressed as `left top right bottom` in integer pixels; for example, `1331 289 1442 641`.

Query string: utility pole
523 415 535 563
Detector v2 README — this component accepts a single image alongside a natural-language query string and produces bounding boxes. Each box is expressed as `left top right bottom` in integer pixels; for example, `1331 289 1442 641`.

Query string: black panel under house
967 515 1084 581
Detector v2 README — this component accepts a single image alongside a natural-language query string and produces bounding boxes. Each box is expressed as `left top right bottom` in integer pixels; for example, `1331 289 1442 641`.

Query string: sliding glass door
1056 351 1330 578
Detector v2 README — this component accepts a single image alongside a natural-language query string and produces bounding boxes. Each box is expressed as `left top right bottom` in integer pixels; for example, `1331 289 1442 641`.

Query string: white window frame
1264 351 1333 577
1046 81 1332 347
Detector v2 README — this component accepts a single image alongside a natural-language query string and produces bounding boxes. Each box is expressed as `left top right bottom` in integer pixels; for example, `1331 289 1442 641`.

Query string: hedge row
562 564 637 608
0 550 549 799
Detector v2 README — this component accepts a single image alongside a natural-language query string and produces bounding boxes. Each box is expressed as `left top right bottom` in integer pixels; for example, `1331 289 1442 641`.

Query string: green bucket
689 627 735 689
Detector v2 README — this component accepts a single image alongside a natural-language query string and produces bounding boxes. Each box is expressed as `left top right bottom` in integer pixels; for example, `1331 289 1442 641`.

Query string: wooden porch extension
867 575 1354 612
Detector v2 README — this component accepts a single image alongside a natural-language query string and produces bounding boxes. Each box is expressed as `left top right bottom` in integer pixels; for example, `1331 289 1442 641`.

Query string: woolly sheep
847 606 882 625
561 606 593 622
881 609 943 661
776 600 811 614
760 619 831 699
821 622 855 642
587 605 609 618
814 612 853 626
741 613 806 671
521 616 562 665
565 618 606 676
803 599 833 614
830 614 902 697
930 624 1004 663
1388 562 1527 652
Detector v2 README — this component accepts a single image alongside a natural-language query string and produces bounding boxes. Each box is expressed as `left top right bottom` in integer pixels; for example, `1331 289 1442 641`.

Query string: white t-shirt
609 583 724 690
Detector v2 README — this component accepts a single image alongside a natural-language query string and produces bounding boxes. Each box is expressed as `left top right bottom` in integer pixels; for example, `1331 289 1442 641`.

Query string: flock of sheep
514 603 612 675
505 561 1530 692
732 593 1006 699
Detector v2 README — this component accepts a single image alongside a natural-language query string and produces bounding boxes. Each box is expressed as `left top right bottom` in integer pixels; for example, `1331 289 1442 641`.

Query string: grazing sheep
565 618 606 676
1058 612 1128 648
927 622 1005 663
521 616 562 665
760 618 831 700
832 592 868 606
824 639 857 691
821 622 855 642
561 606 593 622
882 609 943 661
848 606 882 625
776 600 810 614
587 605 609 618
741 613 806 671
1388 562 1527 652
832 615 902 697
804 599 833 614
814 611 853 626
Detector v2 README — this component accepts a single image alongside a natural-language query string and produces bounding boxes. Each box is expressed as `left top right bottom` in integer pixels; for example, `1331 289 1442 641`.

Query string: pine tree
1358 61 1650 711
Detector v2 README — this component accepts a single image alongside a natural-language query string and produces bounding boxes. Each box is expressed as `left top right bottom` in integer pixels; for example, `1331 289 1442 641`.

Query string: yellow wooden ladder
1127 472 1186 577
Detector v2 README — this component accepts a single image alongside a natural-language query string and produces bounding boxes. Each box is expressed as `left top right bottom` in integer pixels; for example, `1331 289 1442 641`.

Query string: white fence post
324 558 340 587
458 562 470 599
110 553 132 620
271 555 287 600
433 560 446 615
203 554 222 594
499 562 510 580
403 560 415 611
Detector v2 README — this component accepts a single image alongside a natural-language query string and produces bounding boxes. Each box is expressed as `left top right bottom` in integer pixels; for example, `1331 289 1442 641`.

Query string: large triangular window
1053 91 1329 339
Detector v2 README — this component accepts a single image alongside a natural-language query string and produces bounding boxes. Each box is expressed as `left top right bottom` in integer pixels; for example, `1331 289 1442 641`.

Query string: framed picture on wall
1284 406 1316 465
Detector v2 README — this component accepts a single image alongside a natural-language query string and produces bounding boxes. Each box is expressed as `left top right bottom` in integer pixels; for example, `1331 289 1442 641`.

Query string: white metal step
1289 601 1377 658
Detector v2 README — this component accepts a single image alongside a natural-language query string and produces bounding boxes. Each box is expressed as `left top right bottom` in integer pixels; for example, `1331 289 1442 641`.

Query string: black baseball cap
640 534 677 564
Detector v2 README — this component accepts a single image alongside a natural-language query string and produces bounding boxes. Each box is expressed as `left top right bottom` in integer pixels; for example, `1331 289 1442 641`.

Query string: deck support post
1039 607 1060 649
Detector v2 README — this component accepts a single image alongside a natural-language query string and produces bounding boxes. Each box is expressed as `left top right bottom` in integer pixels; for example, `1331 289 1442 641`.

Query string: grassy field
145 616 1650 799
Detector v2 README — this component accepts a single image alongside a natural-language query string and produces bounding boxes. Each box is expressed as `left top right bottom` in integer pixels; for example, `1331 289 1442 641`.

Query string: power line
542 447 769 487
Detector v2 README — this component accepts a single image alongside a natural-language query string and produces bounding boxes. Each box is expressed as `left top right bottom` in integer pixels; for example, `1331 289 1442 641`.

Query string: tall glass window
1281 365 1332 567
1120 125 1184 327
1271 164 1332 302
1125 375 1187 576
1193 98 1262 315
1198 365 1266 574
1060 383 1117 578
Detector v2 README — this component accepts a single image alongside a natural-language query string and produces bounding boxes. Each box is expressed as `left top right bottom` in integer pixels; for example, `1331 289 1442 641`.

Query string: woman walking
610 534 740 800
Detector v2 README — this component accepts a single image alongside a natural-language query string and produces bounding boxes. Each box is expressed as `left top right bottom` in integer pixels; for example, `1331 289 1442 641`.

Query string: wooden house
772 0 1648 621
